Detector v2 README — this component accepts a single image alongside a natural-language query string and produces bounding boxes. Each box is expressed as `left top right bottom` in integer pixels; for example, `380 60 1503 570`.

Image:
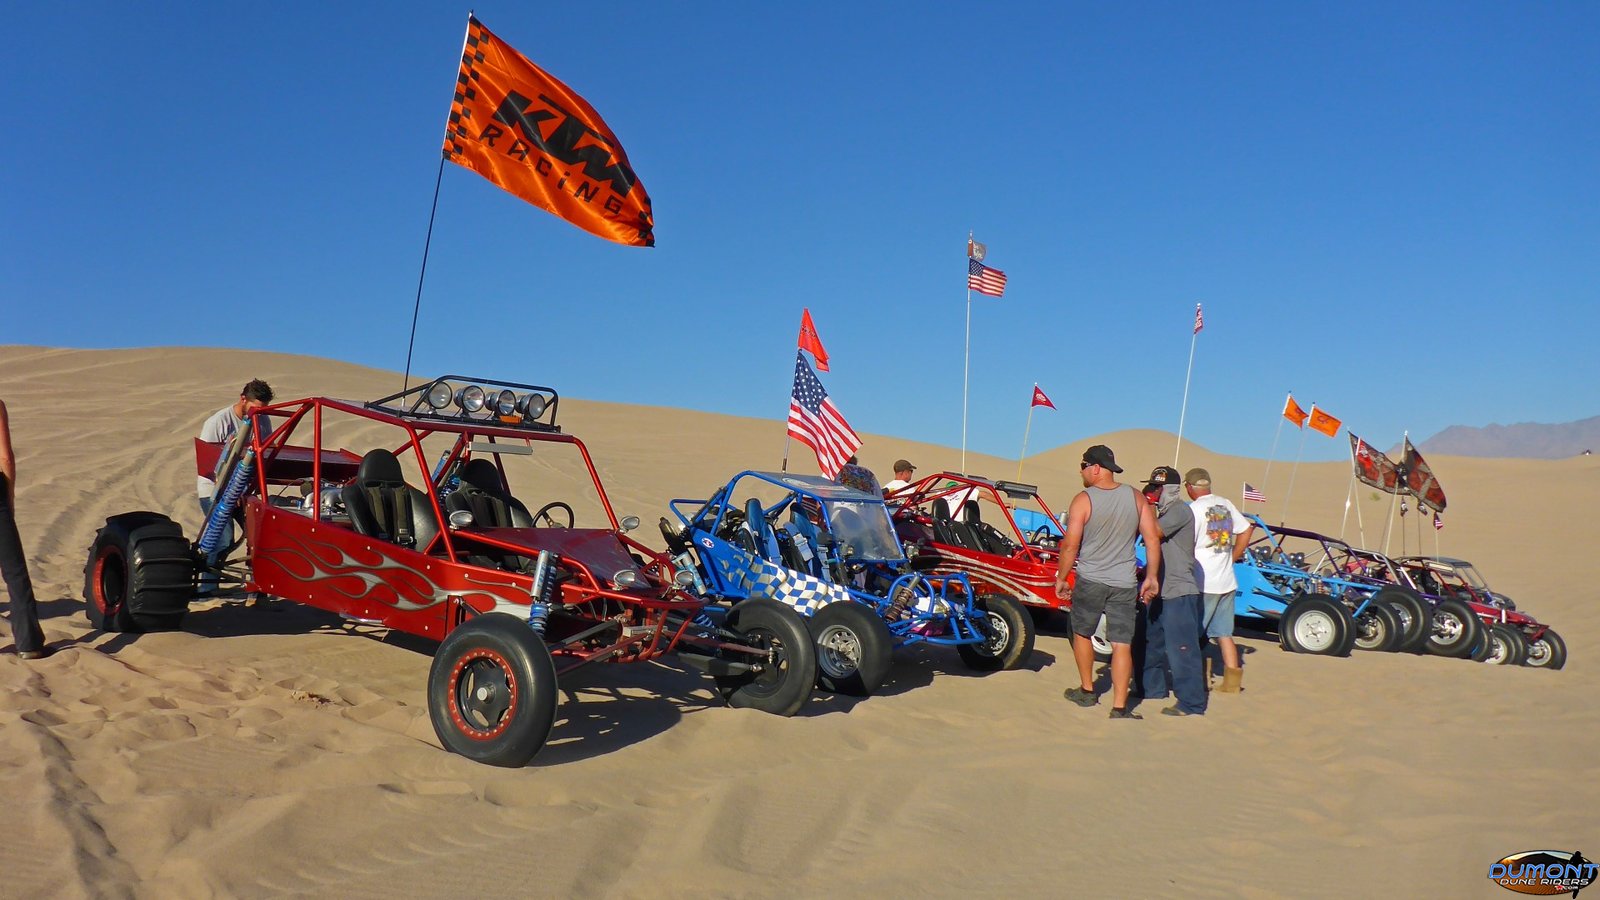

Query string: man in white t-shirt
1185 467 1254 694
881 459 917 495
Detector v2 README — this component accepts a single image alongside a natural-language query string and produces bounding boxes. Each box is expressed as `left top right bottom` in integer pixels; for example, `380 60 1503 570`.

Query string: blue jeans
1142 593 1207 714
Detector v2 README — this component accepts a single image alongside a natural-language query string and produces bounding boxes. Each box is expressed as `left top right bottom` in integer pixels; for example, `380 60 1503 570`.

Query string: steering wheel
530 501 575 528
1029 526 1054 544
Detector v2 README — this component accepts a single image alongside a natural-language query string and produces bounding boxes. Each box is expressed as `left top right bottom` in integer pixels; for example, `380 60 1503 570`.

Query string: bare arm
1053 491 1090 598
1233 524 1256 562
1137 492 1162 602
0 400 14 505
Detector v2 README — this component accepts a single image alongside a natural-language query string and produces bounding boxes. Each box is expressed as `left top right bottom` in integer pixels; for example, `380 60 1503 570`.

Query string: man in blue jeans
0 398 50 659
1138 466 1206 716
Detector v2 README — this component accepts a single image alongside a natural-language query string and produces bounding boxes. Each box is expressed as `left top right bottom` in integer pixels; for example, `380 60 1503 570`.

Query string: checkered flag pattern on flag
1243 482 1266 503
787 352 861 478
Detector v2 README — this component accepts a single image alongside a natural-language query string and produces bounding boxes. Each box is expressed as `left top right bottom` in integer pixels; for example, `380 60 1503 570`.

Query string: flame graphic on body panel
261 534 530 611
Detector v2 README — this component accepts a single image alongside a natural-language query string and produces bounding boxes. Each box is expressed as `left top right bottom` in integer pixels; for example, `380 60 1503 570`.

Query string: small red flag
798 308 829 372
1308 405 1342 438
1283 394 1309 428
1031 385 1055 409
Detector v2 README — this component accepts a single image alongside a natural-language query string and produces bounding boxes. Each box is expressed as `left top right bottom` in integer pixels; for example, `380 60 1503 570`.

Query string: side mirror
619 515 640 533
448 509 475 529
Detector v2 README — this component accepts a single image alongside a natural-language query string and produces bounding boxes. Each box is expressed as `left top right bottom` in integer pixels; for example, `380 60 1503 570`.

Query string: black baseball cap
1082 444 1122 473
1143 465 1182 491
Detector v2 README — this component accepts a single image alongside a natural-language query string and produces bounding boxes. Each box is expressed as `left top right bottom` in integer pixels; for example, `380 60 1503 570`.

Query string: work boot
1218 667 1243 693
1204 658 1214 691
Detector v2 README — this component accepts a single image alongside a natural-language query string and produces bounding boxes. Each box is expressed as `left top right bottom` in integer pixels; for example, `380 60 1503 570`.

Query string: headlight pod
673 569 696 589
517 393 548 422
454 385 486 414
491 389 517 417
425 380 454 410
612 569 641 589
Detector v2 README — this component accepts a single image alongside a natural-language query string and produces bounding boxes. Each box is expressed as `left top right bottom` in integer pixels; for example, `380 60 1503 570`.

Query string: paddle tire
1372 586 1430 653
1524 628 1567 670
1483 623 1529 667
958 594 1036 671
1425 599 1484 659
714 598 817 716
83 512 195 633
428 613 558 768
1279 593 1354 657
1352 600 1401 652
806 600 893 696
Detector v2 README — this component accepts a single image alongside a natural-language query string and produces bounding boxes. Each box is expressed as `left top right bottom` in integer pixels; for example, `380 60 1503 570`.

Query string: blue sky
3 2 1595 462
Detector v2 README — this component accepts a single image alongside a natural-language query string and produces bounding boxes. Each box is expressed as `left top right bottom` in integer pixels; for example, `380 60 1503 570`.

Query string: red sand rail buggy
83 376 817 766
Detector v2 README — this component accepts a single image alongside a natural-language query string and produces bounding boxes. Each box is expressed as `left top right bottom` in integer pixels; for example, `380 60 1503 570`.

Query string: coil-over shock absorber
526 549 559 635
887 573 923 621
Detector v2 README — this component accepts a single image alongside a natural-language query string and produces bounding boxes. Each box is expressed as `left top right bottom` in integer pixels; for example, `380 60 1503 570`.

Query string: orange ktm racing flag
1282 394 1309 428
443 17 654 247
1307 405 1342 437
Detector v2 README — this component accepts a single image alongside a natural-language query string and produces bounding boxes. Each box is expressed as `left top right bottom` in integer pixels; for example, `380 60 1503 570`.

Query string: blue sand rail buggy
1231 515 1442 657
662 472 1035 696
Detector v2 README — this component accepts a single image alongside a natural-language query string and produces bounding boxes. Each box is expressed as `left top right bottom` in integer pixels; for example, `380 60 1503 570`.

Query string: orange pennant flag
798 309 829 372
443 17 654 247
1308 405 1342 437
1282 394 1308 427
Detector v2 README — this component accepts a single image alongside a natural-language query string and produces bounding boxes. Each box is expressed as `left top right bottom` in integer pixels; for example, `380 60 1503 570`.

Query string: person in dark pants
1138 466 1206 716
0 399 49 660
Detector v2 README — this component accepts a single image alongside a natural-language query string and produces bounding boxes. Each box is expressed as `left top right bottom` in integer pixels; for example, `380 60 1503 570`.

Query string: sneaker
1062 686 1099 707
1108 706 1143 720
1160 705 1198 717
18 647 54 661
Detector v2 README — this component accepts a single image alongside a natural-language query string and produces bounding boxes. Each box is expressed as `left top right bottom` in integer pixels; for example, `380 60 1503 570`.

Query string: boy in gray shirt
1138 466 1207 716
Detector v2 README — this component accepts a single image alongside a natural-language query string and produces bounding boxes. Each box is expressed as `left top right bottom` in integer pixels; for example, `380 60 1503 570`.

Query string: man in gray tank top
1054 445 1161 718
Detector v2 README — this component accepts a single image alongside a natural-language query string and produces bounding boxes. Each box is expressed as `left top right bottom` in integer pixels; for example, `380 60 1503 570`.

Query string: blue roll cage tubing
668 471 993 649
1233 514 1382 620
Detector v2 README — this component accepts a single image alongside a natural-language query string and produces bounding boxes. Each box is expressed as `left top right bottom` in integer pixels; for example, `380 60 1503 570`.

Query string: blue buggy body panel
669 471 995 649
1231 515 1380 620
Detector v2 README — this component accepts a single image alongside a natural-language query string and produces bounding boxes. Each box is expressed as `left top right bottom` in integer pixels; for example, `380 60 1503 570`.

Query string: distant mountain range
1418 415 1600 459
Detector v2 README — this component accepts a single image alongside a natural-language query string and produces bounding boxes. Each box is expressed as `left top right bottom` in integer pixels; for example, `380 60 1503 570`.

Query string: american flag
1242 482 1266 503
787 351 861 478
1433 512 1444 531
968 259 1007 297
1194 303 1204 334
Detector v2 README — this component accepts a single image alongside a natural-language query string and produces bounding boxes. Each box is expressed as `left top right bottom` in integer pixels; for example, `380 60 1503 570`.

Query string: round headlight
612 569 640 588
425 380 454 410
673 569 696 589
455 385 486 413
518 393 548 421
492 389 517 417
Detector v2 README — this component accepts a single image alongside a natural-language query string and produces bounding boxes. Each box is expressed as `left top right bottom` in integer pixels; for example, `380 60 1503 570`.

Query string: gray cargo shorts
1069 576 1139 645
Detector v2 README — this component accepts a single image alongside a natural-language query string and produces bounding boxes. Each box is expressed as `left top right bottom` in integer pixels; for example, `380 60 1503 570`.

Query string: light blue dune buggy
662 472 1034 696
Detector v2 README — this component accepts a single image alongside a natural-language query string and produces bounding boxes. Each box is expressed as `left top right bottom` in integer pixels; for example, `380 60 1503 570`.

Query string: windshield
826 499 903 561
1456 564 1488 589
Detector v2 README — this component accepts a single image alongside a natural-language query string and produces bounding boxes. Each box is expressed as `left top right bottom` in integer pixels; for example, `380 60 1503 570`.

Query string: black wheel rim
741 626 791 698
450 651 517 737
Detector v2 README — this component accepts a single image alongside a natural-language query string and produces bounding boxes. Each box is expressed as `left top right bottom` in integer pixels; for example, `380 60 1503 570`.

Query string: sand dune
0 345 1594 898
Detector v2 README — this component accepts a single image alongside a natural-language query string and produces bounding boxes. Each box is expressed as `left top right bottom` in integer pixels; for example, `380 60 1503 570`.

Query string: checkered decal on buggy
712 549 851 616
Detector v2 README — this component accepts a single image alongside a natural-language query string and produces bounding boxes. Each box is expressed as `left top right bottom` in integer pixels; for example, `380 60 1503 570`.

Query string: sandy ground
0 345 1594 898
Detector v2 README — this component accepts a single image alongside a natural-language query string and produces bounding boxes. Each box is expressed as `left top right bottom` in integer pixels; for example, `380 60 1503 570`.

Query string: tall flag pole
962 235 1005 474
786 310 831 470
1173 303 1203 467
1264 392 1306 513
1381 430 1406 556
1018 385 1055 480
